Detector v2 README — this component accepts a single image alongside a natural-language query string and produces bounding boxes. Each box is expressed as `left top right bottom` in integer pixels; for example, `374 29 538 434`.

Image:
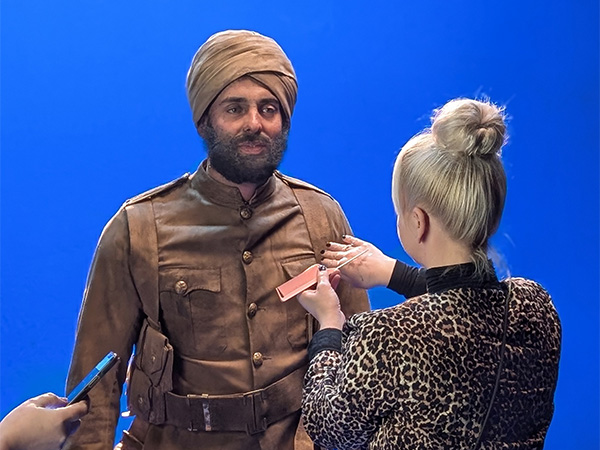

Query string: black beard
203 125 288 184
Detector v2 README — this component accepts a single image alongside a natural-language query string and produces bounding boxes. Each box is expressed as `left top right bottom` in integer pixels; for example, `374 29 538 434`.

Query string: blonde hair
392 99 507 271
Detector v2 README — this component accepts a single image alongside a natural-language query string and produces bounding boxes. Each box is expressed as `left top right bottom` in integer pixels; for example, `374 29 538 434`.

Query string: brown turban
186 30 298 127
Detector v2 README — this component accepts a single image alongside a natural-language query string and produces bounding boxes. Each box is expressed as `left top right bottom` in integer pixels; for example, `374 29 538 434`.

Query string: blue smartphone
67 351 119 405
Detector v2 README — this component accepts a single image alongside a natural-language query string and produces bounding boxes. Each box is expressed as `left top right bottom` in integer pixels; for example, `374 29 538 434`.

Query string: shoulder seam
275 171 333 199
124 173 190 206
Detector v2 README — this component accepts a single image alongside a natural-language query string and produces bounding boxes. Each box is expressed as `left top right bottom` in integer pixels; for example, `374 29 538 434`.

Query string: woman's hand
297 266 346 330
321 235 396 289
0 393 89 450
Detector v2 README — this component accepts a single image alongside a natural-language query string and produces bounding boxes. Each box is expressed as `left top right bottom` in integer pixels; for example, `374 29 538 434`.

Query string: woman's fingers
341 235 367 247
324 241 349 252
297 268 345 330
321 248 367 268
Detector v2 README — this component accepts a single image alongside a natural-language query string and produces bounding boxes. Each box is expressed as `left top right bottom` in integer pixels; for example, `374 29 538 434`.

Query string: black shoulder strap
125 200 161 331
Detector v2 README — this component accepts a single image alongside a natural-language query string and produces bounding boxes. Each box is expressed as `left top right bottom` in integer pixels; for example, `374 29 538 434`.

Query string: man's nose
242 107 263 134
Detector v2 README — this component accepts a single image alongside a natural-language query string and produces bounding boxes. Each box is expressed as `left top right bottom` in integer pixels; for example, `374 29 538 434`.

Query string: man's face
200 77 288 185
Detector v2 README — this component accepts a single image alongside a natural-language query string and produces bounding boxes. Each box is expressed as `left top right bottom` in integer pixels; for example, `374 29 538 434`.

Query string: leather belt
164 366 305 435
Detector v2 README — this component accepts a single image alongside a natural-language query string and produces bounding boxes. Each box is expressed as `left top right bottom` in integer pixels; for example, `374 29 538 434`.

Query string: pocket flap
159 267 221 294
140 325 172 377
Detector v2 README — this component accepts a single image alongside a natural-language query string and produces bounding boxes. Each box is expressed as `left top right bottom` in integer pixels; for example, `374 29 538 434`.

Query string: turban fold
186 30 298 127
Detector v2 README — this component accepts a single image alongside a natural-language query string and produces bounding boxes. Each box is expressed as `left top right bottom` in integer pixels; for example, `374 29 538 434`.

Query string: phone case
67 351 119 404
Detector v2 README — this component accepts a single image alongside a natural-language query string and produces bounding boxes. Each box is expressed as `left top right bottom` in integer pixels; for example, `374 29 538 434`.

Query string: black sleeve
308 328 343 360
386 260 427 298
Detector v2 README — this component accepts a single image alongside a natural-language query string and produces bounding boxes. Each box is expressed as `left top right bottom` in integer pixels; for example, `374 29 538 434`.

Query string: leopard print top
302 272 561 450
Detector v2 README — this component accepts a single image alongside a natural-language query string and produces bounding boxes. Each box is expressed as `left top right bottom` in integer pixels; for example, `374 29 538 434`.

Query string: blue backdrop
1 1 598 448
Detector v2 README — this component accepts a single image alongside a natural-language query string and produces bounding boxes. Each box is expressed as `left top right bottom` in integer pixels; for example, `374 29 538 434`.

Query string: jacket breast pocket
281 257 316 349
159 267 226 358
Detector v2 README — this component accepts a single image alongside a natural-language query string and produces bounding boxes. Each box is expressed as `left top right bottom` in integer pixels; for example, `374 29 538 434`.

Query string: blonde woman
298 99 561 449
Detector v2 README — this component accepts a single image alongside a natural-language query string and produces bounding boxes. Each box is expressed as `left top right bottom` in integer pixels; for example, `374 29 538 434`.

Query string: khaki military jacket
65 161 370 450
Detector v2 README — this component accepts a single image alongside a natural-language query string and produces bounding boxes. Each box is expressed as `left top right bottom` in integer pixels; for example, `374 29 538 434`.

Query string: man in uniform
64 30 369 450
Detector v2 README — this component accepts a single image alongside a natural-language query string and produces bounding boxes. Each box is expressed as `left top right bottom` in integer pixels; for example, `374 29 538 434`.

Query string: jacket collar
190 159 277 208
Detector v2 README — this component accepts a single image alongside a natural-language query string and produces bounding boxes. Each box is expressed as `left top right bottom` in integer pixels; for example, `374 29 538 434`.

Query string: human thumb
61 401 89 422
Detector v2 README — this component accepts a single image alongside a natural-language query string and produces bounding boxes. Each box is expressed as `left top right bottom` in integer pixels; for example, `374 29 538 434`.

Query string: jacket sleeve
302 315 392 449
387 260 427 298
64 208 144 450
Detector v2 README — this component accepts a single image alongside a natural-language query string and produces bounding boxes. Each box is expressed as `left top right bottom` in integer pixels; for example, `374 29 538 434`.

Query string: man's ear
196 115 210 139
197 121 207 139
412 206 429 243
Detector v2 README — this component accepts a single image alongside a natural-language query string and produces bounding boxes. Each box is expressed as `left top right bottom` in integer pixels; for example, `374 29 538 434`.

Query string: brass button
137 396 144 406
242 250 253 264
252 352 263 367
240 207 253 220
174 280 188 295
247 303 258 318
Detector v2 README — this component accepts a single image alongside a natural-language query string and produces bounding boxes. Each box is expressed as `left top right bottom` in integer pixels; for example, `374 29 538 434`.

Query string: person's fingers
328 247 367 267
321 251 344 264
31 392 66 408
298 267 331 300
322 245 362 260
342 235 365 246
329 271 341 290
324 241 347 251
297 287 315 304
61 401 89 421
322 254 359 271
316 266 333 289
321 256 335 267
326 267 340 278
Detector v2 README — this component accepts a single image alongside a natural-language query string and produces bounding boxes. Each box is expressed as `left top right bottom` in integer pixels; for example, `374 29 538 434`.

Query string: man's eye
226 106 239 114
262 105 279 114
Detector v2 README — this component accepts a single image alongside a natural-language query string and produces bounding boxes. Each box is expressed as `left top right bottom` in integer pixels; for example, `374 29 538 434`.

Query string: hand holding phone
67 352 119 405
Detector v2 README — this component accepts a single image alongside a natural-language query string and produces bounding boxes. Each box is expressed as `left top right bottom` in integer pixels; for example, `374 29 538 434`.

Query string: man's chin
217 163 276 185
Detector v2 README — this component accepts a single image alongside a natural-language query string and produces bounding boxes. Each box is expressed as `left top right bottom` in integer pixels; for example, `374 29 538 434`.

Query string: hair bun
431 99 506 157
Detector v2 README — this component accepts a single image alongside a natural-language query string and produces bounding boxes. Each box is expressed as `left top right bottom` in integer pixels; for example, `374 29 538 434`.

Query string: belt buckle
186 394 211 432
243 391 267 435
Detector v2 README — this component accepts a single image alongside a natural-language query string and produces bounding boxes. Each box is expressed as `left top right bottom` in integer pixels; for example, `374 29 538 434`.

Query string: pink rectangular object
276 264 321 302
276 249 367 302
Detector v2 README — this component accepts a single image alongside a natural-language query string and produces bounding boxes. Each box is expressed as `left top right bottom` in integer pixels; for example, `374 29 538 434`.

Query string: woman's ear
412 206 429 243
